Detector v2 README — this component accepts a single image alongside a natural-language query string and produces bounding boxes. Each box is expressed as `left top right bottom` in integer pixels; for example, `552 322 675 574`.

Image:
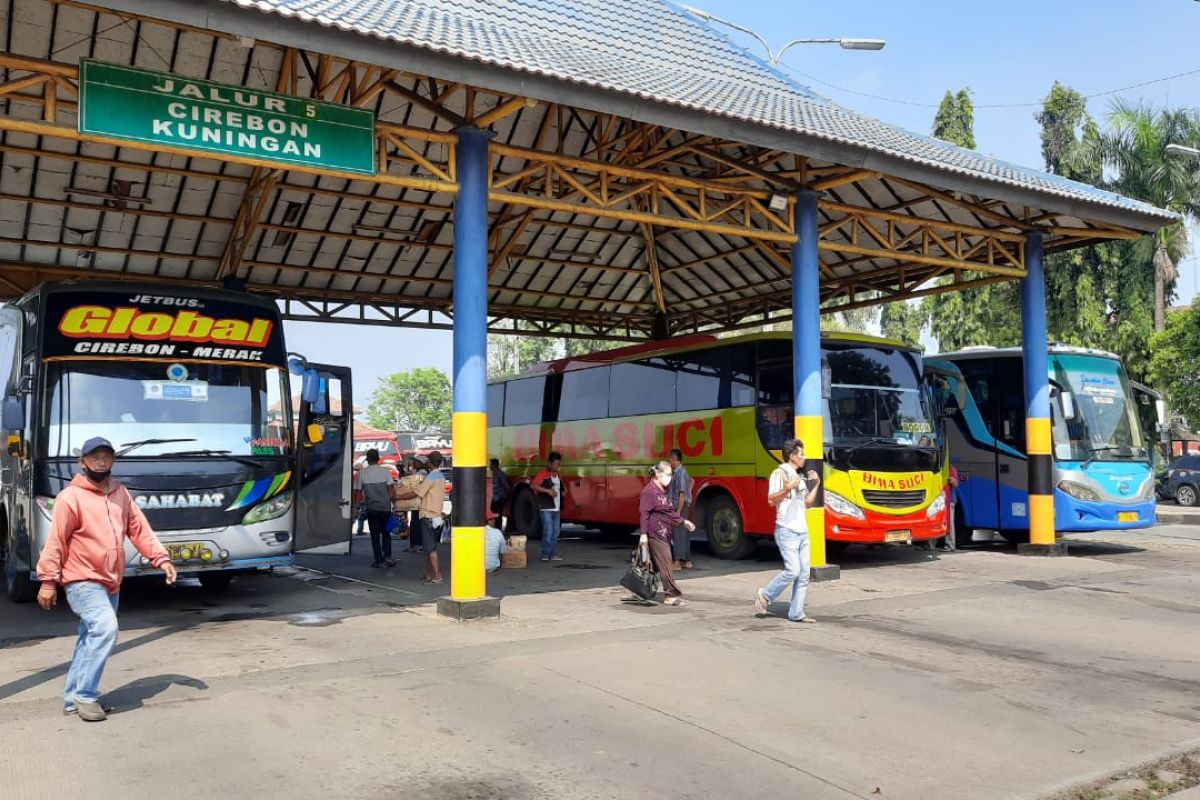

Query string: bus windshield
1051 355 1145 462
826 347 934 446
44 361 292 458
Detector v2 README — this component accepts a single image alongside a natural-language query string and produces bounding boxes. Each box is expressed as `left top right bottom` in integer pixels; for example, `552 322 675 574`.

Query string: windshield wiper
157 449 262 468
1080 445 1119 468
117 437 196 456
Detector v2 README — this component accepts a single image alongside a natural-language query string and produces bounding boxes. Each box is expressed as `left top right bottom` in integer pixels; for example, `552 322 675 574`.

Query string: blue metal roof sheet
225 0 1173 225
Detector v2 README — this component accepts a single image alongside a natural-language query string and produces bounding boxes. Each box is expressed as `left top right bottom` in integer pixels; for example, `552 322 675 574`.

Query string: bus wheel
510 488 543 539
705 495 755 560
198 571 234 591
1000 530 1029 546
3 526 37 604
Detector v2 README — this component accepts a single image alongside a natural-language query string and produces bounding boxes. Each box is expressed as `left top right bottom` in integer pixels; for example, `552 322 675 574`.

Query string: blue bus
926 346 1156 545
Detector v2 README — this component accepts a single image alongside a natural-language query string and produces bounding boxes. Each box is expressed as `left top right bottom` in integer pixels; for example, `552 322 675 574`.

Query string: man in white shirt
755 437 821 623
353 449 397 568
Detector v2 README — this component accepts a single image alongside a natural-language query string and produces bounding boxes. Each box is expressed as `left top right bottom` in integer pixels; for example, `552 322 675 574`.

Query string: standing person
667 448 694 570
638 461 696 607
942 465 959 552
394 451 447 583
354 448 396 568
489 457 508 531
755 438 821 624
532 452 564 562
35 437 178 722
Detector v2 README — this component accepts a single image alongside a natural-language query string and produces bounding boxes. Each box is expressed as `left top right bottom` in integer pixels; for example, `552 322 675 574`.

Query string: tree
931 88 976 149
924 87 1019 349
487 323 560 379
1096 100 1200 331
1035 81 1099 183
879 300 925 346
1149 298 1200 427
365 367 451 432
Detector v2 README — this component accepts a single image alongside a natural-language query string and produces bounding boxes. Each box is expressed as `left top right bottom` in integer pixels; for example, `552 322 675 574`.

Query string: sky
284 0 1200 407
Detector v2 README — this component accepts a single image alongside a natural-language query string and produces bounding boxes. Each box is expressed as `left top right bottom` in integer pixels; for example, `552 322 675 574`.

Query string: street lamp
682 6 885 65
1165 143 1200 159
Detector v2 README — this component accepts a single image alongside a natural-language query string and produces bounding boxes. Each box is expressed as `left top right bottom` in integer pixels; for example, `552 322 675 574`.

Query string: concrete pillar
793 190 839 581
439 126 501 617
1018 231 1065 556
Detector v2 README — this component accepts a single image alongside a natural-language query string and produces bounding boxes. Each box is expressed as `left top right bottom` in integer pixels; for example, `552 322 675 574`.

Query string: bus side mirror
301 368 321 404
1060 391 1076 421
306 423 324 445
2 395 23 430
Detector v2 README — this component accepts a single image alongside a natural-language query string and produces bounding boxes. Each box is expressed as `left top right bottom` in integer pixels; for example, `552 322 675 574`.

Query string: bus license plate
885 530 912 543
1117 511 1138 523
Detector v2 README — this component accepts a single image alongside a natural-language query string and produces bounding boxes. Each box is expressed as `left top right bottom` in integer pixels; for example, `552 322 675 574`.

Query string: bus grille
862 490 925 508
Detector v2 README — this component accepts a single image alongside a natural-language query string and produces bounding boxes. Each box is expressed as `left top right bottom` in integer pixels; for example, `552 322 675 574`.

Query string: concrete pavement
1 525 1199 799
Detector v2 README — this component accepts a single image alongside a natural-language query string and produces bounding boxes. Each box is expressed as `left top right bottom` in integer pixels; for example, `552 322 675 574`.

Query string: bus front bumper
826 505 948 544
1054 491 1156 532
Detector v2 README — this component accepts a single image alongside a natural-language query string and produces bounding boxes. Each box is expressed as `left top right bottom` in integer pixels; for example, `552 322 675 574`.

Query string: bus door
991 358 1030 529
293 364 353 552
955 360 1002 530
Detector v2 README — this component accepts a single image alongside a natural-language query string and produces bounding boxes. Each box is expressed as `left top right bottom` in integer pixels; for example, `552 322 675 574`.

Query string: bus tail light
825 491 865 521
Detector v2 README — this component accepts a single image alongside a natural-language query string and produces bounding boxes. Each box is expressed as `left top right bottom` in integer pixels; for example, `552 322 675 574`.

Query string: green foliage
925 281 1022 350
878 300 926 347
1149 298 1200 426
562 338 611 358
365 367 451 432
487 324 560 379
931 88 976 149
1035 82 1099 182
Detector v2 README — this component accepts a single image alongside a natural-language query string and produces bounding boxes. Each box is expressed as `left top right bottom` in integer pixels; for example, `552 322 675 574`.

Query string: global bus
0 282 353 602
488 331 948 559
928 346 1156 545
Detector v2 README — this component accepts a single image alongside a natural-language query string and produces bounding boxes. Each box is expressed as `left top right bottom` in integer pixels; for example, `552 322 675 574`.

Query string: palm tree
1096 100 1200 330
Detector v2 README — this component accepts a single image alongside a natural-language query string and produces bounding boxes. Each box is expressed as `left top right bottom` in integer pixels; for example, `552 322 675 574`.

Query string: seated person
485 523 506 573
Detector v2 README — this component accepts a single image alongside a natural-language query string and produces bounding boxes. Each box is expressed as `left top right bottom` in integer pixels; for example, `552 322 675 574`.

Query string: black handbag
620 543 661 600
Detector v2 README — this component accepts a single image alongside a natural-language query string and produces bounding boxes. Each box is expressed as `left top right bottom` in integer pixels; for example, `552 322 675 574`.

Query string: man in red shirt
36 437 178 721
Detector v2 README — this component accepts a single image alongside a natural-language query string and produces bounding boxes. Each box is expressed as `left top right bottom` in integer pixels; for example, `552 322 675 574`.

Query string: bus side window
992 358 1027 451
487 383 505 424
502 376 546 426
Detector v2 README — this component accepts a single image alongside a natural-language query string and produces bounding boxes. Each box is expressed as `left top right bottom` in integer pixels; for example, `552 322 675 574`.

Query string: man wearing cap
36 437 178 722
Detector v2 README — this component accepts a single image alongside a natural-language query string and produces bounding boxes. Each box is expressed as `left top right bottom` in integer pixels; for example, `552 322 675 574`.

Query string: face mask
83 466 111 483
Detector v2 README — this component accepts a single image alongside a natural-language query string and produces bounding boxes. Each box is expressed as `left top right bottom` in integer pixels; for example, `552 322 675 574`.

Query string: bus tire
1176 483 1198 507
510 488 543 539
3 519 37 604
1000 530 1029 546
197 571 234 591
705 495 755 560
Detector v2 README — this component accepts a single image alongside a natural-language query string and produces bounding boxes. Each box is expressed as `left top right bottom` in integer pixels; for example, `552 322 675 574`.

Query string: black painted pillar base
437 596 502 619
810 564 841 582
1017 542 1069 557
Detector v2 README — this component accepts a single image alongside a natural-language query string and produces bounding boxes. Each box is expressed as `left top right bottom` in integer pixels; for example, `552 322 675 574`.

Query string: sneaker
754 589 769 615
541 556 551 562
549 556 564 562
790 616 817 624
75 699 108 722
383 559 396 567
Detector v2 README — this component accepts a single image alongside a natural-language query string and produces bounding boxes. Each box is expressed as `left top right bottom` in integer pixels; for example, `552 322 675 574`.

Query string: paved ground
2 523 1199 800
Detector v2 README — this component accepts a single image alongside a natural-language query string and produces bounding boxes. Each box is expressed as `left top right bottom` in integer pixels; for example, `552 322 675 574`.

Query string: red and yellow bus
488 331 949 558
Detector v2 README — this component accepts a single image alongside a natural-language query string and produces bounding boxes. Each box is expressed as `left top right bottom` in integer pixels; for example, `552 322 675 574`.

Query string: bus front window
826 348 934 446
45 361 292 458
1052 356 1145 463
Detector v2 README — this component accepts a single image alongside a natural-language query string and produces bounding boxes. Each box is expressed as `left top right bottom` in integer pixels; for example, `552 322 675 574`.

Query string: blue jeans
761 526 811 621
540 510 561 558
63 581 120 709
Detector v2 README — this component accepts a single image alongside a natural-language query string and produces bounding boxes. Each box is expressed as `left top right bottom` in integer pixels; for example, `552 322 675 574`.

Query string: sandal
664 597 688 607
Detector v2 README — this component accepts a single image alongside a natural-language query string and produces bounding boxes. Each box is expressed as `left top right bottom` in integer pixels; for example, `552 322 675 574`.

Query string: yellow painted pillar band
1028 494 1055 546
795 415 823 460
453 411 487 467
795 414 827 567
450 525 486 600
1026 417 1052 456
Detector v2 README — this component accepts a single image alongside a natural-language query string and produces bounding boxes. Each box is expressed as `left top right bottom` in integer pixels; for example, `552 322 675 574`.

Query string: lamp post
682 6 885 65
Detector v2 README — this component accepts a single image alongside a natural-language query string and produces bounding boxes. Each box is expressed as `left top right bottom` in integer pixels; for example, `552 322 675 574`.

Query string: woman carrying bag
637 461 696 607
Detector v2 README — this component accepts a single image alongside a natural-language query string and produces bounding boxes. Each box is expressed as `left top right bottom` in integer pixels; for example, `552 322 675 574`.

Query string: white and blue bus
927 346 1156 545
0 282 353 602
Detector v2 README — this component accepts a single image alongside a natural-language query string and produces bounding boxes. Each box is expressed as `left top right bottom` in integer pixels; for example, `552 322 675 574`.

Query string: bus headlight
1058 480 1101 502
242 492 293 525
1137 477 1156 500
825 491 865 521
926 493 946 519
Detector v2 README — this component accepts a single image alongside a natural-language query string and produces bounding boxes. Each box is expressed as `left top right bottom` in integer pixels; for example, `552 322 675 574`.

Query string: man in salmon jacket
36 436 178 722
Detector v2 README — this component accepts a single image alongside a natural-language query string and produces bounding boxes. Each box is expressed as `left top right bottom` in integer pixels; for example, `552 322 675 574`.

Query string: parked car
1158 455 1200 507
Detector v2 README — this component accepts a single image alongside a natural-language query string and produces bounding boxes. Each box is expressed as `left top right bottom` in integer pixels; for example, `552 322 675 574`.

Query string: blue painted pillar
448 126 492 605
791 189 831 572
1020 231 1057 550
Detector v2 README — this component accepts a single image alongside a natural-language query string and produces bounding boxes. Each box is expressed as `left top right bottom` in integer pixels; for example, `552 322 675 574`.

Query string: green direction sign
78 59 375 175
